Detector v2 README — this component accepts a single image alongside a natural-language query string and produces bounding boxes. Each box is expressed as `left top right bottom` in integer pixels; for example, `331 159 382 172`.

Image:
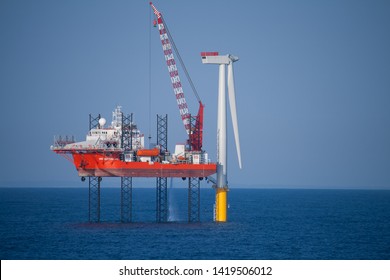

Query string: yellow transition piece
215 188 228 222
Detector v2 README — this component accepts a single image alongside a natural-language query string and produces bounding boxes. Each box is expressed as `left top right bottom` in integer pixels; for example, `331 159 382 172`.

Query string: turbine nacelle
201 52 239 65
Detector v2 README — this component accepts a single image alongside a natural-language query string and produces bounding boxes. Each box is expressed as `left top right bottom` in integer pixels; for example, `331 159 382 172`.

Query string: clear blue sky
1 0 389 188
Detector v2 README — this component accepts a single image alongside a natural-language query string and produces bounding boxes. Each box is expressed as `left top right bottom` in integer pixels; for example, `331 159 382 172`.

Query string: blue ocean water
0 187 389 260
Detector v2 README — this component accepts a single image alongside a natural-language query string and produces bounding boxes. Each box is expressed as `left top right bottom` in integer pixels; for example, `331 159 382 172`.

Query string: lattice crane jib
150 2 203 151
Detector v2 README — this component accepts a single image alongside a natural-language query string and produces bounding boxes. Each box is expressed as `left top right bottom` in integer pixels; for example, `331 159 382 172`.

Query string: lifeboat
136 148 160 157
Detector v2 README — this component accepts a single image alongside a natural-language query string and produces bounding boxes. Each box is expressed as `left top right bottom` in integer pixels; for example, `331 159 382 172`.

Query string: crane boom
150 2 190 133
150 2 203 151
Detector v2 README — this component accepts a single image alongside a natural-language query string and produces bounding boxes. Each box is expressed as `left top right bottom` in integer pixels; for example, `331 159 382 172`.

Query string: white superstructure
60 106 144 150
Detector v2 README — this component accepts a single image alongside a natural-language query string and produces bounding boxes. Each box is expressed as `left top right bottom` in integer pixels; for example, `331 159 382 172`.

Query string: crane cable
161 14 202 104
148 6 152 145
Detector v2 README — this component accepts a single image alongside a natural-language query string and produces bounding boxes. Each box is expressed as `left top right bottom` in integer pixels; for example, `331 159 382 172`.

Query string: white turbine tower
201 52 242 222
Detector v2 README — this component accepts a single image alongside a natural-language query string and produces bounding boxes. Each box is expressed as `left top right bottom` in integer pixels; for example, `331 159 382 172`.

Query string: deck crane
150 2 204 151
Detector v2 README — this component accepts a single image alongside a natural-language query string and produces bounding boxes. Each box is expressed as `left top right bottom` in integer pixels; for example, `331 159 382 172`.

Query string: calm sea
0 187 389 260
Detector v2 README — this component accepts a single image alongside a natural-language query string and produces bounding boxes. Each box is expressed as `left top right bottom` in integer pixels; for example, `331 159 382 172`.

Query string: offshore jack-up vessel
51 106 216 179
51 3 243 223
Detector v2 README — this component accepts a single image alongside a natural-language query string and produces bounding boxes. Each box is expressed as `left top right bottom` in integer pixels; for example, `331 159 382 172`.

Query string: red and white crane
150 2 204 151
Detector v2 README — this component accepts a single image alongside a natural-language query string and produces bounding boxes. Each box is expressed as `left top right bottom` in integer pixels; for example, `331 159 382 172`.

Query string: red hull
72 153 217 178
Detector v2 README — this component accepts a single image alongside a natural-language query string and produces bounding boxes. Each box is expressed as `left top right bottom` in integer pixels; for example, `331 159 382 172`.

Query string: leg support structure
156 114 169 223
188 177 200 222
121 177 133 223
156 177 168 222
88 176 101 223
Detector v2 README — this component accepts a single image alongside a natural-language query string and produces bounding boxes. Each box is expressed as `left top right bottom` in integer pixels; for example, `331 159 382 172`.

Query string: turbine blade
228 62 242 169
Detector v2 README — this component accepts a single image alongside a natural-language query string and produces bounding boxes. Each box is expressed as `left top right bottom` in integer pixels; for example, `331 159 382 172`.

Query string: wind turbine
201 52 242 222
